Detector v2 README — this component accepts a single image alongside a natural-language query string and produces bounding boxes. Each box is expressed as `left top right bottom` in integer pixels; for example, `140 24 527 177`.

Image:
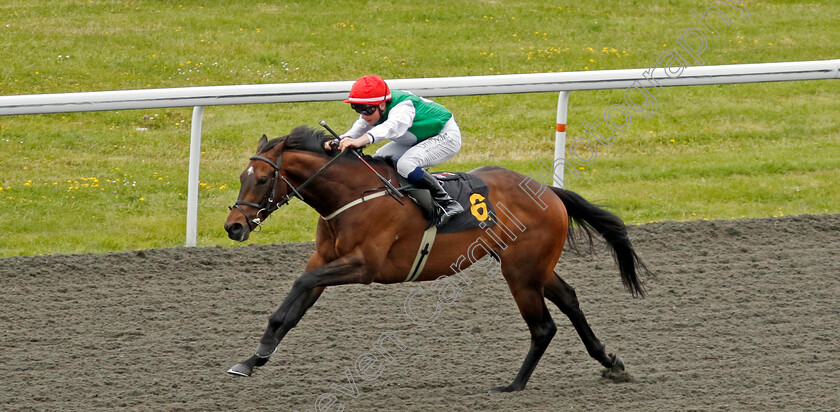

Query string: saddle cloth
402 172 496 234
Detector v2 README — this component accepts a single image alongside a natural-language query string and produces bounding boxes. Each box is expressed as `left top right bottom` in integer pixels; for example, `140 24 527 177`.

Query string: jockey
329 74 465 226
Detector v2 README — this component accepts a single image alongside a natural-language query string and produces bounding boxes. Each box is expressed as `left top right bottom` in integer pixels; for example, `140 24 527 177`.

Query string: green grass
1 1 838 256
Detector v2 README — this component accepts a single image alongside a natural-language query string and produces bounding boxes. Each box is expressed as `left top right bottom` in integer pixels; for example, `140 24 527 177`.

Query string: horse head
224 134 293 242
224 126 344 242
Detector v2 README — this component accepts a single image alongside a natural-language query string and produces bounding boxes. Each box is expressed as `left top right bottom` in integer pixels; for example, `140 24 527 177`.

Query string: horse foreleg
228 286 325 377
544 272 624 371
228 254 369 377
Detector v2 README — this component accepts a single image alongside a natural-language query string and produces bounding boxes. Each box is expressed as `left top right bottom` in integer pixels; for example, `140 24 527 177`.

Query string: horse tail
551 187 649 298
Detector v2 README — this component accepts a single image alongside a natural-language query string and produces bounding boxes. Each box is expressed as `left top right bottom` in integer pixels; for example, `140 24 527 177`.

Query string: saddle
398 171 497 234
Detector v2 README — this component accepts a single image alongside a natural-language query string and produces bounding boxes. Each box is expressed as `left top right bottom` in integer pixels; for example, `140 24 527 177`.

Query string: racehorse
223 125 649 392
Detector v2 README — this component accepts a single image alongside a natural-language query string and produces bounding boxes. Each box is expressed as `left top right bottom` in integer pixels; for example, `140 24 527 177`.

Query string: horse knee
292 276 314 291
544 322 557 342
266 313 285 331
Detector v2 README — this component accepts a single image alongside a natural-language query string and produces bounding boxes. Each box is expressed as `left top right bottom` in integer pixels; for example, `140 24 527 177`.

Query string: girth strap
406 225 437 282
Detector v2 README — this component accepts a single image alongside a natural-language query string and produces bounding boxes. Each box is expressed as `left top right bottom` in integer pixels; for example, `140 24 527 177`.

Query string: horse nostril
226 222 243 238
226 222 251 242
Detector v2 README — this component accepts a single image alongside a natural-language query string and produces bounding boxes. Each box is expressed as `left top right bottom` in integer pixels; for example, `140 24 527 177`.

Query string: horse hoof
227 362 253 377
601 354 633 382
490 384 523 393
611 355 625 372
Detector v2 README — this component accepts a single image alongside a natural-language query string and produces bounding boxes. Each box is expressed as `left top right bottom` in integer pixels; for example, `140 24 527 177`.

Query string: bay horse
223 125 649 392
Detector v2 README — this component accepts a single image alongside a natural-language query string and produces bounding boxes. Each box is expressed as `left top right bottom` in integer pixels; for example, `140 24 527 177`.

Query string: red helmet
344 75 392 104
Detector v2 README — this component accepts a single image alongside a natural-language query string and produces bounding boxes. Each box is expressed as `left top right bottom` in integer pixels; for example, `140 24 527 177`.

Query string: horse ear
257 134 268 152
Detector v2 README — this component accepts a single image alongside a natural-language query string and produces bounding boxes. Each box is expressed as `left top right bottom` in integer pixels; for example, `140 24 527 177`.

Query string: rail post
553 91 570 188
186 106 205 247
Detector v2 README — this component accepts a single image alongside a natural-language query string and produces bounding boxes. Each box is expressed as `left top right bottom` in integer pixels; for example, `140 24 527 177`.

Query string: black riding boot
415 170 464 226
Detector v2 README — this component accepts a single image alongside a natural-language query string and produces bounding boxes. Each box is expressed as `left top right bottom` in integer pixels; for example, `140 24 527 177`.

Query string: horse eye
257 177 269 185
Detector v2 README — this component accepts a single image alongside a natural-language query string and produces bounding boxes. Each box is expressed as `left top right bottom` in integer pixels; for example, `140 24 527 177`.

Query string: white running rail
1 59 837 246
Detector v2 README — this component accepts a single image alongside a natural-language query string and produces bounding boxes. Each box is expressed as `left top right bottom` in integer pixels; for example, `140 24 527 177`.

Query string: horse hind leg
544 272 625 373
492 284 557 392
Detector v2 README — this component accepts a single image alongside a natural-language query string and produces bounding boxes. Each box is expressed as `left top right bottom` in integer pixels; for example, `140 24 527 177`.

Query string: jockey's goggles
351 104 378 116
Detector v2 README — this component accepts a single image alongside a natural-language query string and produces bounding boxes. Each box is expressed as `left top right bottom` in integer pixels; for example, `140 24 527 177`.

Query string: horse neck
282 150 388 216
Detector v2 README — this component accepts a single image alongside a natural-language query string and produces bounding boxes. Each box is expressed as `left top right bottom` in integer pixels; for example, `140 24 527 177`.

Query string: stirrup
434 201 463 226
443 202 464 216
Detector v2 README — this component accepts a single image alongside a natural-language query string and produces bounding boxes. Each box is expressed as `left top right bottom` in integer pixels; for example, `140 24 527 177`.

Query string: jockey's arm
326 117 371 151
331 100 416 151
341 117 372 140
366 100 415 144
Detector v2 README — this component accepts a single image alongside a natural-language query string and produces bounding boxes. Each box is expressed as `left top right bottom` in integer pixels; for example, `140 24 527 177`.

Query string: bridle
229 155 298 231
229 148 350 231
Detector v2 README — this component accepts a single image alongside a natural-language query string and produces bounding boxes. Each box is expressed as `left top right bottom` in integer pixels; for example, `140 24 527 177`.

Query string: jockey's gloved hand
324 139 340 152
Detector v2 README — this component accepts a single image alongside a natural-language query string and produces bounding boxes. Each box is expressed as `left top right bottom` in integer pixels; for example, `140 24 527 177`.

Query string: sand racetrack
2 214 838 411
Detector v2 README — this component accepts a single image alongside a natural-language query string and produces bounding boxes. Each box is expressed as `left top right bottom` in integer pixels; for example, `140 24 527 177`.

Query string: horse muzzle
224 221 251 242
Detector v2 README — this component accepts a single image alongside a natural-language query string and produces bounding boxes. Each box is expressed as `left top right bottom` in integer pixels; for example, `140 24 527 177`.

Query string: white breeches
373 117 462 178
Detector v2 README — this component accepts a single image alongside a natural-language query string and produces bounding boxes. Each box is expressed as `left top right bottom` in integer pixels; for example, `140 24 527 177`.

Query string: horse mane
284 126 332 154
263 125 393 168
257 126 328 154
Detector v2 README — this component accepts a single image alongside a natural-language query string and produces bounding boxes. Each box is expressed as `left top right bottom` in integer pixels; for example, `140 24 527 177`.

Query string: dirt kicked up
1 214 838 411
